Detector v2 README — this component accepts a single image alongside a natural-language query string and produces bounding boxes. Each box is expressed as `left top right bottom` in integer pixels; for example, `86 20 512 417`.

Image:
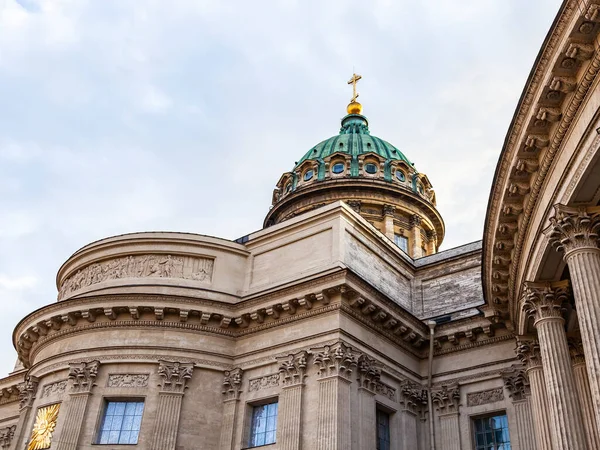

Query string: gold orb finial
347 72 363 115
347 101 363 114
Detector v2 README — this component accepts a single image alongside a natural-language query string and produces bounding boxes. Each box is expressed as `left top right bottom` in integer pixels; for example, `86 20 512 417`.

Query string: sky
0 0 562 375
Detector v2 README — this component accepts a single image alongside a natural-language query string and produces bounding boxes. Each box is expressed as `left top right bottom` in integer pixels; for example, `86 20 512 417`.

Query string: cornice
483 0 600 324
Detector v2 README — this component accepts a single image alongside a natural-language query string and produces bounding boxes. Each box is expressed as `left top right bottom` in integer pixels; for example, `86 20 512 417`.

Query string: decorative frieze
222 368 243 401
157 360 194 393
278 351 308 387
500 365 530 401
248 374 280 392
431 383 460 414
68 360 99 393
0 386 19 405
18 377 38 409
375 381 397 402
107 374 149 388
467 388 504 406
312 342 357 380
41 380 68 398
0 425 15 448
58 254 214 299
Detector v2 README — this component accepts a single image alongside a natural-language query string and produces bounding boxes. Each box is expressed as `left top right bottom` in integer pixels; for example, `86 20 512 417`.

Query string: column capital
347 200 361 214
68 360 100 394
17 376 38 409
516 338 543 370
500 364 530 401
548 204 600 255
431 383 460 414
355 353 381 392
222 368 243 401
400 380 427 414
382 204 396 217
522 281 570 322
277 351 309 387
410 214 422 228
568 338 586 365
0 424 15 448
311 341 357 380
157 360 194 393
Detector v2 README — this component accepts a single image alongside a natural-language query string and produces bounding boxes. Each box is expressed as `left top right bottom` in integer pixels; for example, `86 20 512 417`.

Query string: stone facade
0 1 599 449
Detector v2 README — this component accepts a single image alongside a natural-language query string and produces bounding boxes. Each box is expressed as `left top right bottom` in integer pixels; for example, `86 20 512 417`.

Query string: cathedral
1 1 600 449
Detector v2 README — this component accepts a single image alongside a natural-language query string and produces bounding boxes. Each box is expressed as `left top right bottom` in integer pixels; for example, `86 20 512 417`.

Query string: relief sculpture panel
58 254 214 299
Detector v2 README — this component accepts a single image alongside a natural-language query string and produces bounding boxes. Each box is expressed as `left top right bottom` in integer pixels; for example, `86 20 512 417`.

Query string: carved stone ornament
68 360 100 393
27 403 60 450
278 351 309 387
500 365 530 401
375 381 397 402
248 374 280 392
58 254 214 299
568 338 586 365
222 368 243 401
107 374 149 388
516 339 543 369
467 388 504 407
382 204 396 216
157 360 194 393
312 342 357 380
400 380 427 414
355 354 381 391
410 214 422 228
18 377 39 409
548 205 600 255
0 425 15 448
347 200 361 213
522 281 570 321
431 383 460 414
41 380 67 398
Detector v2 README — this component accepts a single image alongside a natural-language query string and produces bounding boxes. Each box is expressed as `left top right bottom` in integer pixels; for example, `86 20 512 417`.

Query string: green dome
295 114 413 172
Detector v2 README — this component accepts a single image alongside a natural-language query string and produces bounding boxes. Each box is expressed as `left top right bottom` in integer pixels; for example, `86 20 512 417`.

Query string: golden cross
347 73 362 103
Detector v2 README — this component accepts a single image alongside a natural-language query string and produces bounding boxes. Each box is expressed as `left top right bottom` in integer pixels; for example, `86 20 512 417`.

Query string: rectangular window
249 401 278 447
97 400 144 445
376 409 391 450
394 234 408 253
472 413 511 450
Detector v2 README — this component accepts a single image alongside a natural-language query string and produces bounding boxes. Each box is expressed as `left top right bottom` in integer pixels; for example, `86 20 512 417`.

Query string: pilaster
516 339 553 450
568 338 600 449
431 383 460 450
219 368 243 450
277 351 308 450
399 381 426 450
10 376 38 450
356 354 380 450
410 214 423 259
549 204 600 433
500 365 534 450
150 360 194 450
382 205 396 240
55 360 99 450
312 342 356 450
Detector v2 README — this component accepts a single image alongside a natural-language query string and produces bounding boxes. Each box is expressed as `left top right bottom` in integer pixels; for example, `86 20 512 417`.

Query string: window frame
331 162 345 174
95 397 146 446
244 397 279 449
394 234 409 253
364 162 378 175
470 411 512 450
376 407 392 450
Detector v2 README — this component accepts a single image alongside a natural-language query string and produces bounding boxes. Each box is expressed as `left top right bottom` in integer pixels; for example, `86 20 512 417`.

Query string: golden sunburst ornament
28 403 60 450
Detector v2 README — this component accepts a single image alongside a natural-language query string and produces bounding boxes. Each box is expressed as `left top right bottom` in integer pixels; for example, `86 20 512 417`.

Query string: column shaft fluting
150 392 184 450
526 367 553 450
572 362 600 448
513 400 535 450
278 384 304 450
316 377 351 450
55 393 91 450
536 317 588 449
218 399 238 450
437 414 460 450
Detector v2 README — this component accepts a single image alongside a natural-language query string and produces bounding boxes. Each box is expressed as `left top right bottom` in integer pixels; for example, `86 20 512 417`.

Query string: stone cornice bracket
516 338 543 370
548 204 600 257
68 360 100 394
277 351 309 387
521 281 570 323
157 360 194 394
311 342 357 380
431 383 460 415
17 376 38 409
355 354 381 392
0 424 15 448
500 364 530 401
568 337 586 365
222 368 243 401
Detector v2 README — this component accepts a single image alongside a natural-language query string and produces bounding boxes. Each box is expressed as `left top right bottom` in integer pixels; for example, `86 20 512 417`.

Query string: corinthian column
431 383 460 450
549 204 600 432
150 360 194 450
522 283 588 450
276 351 308 450
410 214 423 258
10 376 38 450
56 361 100 450
516 339 553 450
500 365 534 450
355 354 380 450
312 342 356 450
219 368 243 450
569 338 600 448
